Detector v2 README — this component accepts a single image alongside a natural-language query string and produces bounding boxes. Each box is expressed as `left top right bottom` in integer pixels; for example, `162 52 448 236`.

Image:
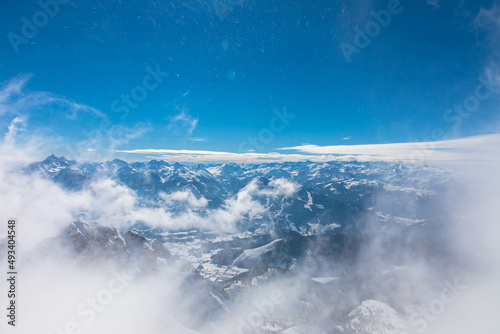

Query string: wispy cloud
0 74 105 119
475 4 500 99
115 134 500 163
0 74 154 162
476 4 500 34
107 122 151 149
0 74 30 107
4 116 26 145
426 0 440 9
186 137 208 142
168 109 198 136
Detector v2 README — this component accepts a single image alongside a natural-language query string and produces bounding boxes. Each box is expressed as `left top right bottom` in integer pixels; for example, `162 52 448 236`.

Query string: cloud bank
115 133 500 164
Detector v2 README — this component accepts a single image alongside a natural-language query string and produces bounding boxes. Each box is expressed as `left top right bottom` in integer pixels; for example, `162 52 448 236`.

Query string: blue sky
0 0 499 162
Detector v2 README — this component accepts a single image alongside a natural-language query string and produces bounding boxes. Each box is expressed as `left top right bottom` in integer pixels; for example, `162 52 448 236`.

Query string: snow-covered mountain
35 221 174 270
24 155 453 235
11 156 468 334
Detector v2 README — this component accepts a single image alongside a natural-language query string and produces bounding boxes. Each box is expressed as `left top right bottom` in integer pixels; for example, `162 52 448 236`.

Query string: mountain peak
39 155 73 171
43 154 69 164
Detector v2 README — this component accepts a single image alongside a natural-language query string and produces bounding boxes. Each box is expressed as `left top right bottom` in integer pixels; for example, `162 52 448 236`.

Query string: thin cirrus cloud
426 0 440 9
0 74 105 119
167 110 198 136
186 137 208 142
475 3 500 92
0 74 155 162
115 133 500 163
475 4 500 37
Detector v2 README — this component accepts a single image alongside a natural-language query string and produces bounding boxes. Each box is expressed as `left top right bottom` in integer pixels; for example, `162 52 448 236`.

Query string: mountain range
0 155 469 333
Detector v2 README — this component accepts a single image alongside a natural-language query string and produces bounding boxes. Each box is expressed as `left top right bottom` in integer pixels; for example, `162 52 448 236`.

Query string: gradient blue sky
1 0 499 161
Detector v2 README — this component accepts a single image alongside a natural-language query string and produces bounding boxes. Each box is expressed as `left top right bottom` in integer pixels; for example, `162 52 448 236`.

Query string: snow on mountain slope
344 300 408 334
232 238 283 267
22 156 453 235
33 221 176 275
7 157 470 334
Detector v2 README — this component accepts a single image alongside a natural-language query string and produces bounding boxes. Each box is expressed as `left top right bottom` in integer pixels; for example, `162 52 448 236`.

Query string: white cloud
132 178 300 232
186 137 208 142
0 74 152 163
279 134 500 163
0 141 302 242
262 178 301 198
0 122 499 334
0 169 142 249
0 74 104 119
475 5 500 34
114 148 327 163
4 116 26 145
0 74 30 109
88 177 299 233
115 134 500 164
0 117 58 172
159 190 209 208
168 110 198 136
206 178 300 231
